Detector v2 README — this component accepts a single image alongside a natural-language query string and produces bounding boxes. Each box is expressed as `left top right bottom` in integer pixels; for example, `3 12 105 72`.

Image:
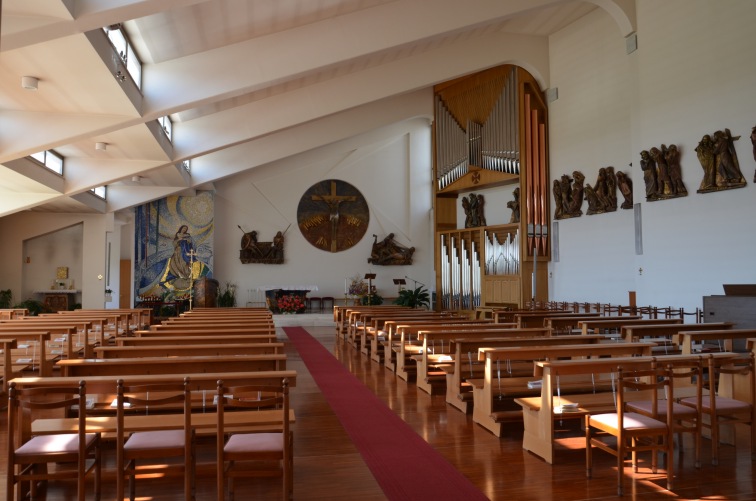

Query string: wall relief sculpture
640 144 688 201
585 167 618 215
462 193 487 228
367 234 415 265
506 187 520 223
696 128 746 193
553 171 584 220
239 228 285 264
616 171 633 209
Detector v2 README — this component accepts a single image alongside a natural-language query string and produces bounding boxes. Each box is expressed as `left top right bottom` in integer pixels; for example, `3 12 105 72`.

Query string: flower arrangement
347 275 368 297
277 294 305 314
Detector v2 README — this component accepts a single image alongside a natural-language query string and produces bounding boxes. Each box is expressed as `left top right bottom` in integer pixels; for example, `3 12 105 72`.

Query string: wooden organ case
434 65 549 311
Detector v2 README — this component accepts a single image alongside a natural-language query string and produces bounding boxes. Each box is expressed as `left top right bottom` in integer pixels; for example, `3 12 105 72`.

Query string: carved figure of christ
311 180 357 252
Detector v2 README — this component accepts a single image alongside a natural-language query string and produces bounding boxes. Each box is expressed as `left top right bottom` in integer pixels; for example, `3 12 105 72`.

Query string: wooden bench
413 328 553 394
346 307 421 345
515 352 743 463
493 308 571 324
45 311 132 337
9 371 296 440
0 332 53 378
0 324 83 360
579 317 683 337
621 322 735 349
370 317 494 366
444 335 604 413
0 338 19 392
514 311 601 329
545 315 641 335
393 324 522 379
359 312 463 357
116 334 279 346
94 342 284 359
471 342 657 437
675 329 756 355
134 327 277 339
57 354 287 378
334 305 409 339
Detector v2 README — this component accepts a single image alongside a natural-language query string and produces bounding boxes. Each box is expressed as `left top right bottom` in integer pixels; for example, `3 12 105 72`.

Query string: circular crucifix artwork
297 179 369 253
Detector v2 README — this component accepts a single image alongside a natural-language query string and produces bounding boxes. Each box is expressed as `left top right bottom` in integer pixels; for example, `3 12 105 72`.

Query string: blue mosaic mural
134 192 214 300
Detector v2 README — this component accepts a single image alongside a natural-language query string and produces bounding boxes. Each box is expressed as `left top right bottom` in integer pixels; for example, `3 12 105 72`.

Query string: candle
344 278 348 295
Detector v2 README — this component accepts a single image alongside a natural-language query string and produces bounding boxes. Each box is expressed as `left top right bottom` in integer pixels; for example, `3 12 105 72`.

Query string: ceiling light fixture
21 76 39 90
95 142 108 151
132 175 142 183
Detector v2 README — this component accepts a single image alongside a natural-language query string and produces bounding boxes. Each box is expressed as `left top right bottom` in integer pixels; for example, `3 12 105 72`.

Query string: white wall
210 117 434 304
547 0 756 310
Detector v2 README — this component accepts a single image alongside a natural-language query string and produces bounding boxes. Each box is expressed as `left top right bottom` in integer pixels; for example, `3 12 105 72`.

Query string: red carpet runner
284 327 489 501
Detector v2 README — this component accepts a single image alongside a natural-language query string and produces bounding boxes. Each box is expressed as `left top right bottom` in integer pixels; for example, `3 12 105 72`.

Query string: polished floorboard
1 323 756 500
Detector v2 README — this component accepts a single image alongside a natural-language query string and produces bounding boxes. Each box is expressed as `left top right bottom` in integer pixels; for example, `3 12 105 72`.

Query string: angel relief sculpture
585 167 618 215
696 128 747 193
367 233 415 266
640 144 687 201
552 171 584 220
238 227 285 264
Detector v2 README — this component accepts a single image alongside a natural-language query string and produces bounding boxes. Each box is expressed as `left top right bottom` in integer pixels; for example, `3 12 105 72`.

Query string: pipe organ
434 65 549 311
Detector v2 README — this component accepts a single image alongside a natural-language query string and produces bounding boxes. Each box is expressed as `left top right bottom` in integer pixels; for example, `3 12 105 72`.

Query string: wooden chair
321 296 334 313
679 353 756 465
585 366 674 496
6 380 101 501
216 378 292 501
116 378 195 501
626 358 703 467
308 297 322 314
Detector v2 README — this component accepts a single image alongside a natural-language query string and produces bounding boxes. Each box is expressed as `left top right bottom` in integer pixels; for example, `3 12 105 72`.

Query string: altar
258 285 318 313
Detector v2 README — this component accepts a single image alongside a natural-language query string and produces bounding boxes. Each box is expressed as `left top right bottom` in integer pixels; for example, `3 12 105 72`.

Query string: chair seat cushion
590 412 667 432
124 430 185 451
626 400 698 418
224 432 283 454
16 433 98 456
680 395 751 413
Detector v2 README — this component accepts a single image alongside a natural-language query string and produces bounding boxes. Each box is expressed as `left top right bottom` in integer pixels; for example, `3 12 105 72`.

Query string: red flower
277 294 304 313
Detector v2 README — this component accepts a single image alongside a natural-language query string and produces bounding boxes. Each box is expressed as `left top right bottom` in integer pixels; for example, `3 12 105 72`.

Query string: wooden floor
2 324 756 500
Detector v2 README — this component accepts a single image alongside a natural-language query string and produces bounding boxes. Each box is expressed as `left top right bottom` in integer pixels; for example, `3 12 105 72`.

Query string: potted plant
360 292 383 305
0 289 12 309
393 285 430 309
217 282 237 308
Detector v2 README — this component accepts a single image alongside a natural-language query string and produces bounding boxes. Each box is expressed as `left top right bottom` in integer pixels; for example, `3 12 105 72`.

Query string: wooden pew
346 307 419 345
514 312 601 329
0 308 29 320
622 322 735 349
70 308 153 329
0 324 82 360
94 342 284 359
579 317 683 337
333 305 409 339
57 354 287 378
48 311 133 337
444 335 604 413
395 324 531 381
134 326 277 338
471 342 657 437
545 315 640 335
493 308 570 324
116 334 279 346
378 318 493 366
515 352 743 464
414 328 553 394
359 312 460 356
0 338 18 392
675 329 756 355
10 371 296 440
383 320 503 371
0 332 55 378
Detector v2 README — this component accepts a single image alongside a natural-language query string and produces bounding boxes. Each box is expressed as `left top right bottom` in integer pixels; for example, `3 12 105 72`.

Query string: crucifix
311 180 357 252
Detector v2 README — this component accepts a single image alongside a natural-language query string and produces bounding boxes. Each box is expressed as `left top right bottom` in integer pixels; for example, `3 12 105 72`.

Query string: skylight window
30 150 63 175
103 24 142 88
158 116 172 141
181 159 191 174
91 186 107 199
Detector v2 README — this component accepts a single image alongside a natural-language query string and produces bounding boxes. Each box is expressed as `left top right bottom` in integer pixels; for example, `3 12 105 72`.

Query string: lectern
193 277 219 308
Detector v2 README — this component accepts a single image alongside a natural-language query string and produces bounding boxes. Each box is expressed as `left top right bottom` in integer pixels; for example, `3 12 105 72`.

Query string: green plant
217 282 237 308
0 289 12 309
13 299 50 316
393 286 430 309
360 293 383 306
